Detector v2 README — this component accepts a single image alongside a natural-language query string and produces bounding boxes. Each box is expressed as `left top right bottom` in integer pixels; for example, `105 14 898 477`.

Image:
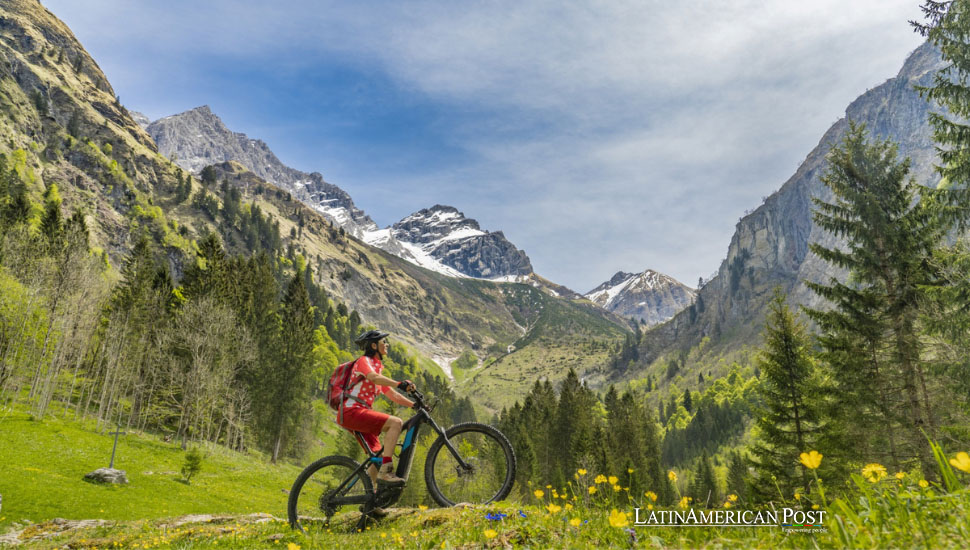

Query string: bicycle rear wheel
424 422 516 507
288 455 373 533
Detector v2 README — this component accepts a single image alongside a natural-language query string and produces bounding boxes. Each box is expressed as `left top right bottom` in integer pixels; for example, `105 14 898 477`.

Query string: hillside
0 0 628 413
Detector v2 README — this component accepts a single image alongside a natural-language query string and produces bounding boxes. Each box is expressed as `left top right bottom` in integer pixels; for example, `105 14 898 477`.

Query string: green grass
4 480 970 549
0 410 303 532
3 410 970 548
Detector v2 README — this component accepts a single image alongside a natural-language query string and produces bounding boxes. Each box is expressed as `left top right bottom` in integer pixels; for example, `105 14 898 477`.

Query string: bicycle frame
323 406 472 509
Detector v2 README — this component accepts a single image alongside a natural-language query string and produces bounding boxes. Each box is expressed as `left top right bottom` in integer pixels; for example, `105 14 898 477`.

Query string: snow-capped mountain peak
146 108 534 282
365 205 533 280
585 269 695 326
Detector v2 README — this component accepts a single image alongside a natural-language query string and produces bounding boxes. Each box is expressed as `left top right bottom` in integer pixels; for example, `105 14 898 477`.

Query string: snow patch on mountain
585 270 695 326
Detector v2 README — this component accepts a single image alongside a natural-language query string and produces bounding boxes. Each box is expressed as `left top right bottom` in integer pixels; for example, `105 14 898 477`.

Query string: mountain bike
287 388 516 533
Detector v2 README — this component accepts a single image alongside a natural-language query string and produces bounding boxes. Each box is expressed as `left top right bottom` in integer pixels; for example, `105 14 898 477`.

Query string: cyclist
338 329 416 493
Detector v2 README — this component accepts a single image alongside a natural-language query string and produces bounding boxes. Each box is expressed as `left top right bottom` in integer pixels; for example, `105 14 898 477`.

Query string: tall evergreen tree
265 269 315 463
806 124 953 474
40 183 64 249
749 289 828 500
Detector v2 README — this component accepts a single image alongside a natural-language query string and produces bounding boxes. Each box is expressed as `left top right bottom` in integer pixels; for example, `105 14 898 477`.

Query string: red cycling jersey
343 355 390 411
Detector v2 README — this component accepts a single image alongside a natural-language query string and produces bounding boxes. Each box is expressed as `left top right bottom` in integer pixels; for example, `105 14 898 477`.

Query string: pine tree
40 183 64 249
749 289 828 500
689 453 719 508
918 0 970 222
265 269 315 463
726 450 750 504
806 123 954 475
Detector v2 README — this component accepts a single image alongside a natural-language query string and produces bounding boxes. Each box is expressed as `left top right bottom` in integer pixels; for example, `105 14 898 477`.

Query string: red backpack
327 358 367 423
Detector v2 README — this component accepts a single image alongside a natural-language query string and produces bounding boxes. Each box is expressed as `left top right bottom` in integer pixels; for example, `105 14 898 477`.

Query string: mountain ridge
616 40 947 388
584 269 695 326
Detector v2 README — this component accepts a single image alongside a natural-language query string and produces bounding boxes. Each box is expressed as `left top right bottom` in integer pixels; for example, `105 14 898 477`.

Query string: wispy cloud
44 0 926 291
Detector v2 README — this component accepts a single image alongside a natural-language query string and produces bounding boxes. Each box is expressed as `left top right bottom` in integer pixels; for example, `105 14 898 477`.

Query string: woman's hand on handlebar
396 379 416 392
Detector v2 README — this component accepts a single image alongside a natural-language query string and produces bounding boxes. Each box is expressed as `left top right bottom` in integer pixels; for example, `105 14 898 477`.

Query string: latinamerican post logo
634 507 828 533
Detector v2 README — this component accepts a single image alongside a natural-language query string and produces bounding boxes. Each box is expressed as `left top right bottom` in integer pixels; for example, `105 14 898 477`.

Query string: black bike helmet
354 329 389 349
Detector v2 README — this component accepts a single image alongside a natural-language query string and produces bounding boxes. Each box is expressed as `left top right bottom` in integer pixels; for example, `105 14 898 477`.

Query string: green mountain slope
0 0 628 412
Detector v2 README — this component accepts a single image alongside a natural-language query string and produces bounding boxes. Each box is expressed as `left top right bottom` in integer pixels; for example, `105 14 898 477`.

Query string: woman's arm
364 371 416 407
383 387 415 408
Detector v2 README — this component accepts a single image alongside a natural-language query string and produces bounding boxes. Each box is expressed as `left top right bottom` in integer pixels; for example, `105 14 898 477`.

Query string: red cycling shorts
339 406 390 453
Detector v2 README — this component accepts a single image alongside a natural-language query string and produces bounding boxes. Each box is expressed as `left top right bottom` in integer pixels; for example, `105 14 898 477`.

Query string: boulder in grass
84 468 128 484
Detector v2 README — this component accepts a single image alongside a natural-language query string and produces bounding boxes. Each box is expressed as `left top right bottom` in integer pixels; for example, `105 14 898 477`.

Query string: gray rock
641 41 947 361
391 205 534 278
145 106 376 237
84 468 128 484
585 270 696 326
129 110 151 129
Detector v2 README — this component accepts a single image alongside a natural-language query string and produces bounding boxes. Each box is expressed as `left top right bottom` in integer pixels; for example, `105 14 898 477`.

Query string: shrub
181 447 204 484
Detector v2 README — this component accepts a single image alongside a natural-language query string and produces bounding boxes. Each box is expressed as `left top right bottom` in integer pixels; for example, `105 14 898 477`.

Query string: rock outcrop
585 270 695 326
639 41 946 363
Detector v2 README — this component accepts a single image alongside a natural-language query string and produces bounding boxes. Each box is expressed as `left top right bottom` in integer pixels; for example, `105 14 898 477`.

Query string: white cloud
43 0 927 290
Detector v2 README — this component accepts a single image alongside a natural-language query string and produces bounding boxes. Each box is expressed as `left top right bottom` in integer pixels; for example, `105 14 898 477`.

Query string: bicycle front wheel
424 422 516 507
288 455 373 533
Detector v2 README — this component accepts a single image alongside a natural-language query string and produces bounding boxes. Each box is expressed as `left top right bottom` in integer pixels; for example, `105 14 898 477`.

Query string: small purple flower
518 510 528 518
486 512 508 521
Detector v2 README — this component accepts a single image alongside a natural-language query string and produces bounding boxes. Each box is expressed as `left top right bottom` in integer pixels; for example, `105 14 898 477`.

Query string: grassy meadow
3 406 970 548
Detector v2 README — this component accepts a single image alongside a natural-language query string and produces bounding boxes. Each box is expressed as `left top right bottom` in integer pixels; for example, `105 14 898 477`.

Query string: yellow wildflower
794 492 801 501
949 452 970 473
546 503 562 513
552 490 559 498
678 496 690 509
812 504 819 510
565 503 573 510
546 484 553 489
534 489 545 499
724 501 732 508
612 484 621 492
419 505 428 511
608 509 629 528
645 491 657 502
578 468 588 475
380 533 387 538
728 494 738 502
862 463 887 483
569 518 581 527
628 468 634 474
287 544 301 550
588 486 597 495
483 529 497 539
799 450 823 470
608 475 619 485
595 474 608 484
895 472 906 480
919 479 929 489
668 470 677 482
647 504 654 510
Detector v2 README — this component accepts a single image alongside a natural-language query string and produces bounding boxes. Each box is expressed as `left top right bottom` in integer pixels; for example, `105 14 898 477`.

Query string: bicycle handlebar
408 388 429 411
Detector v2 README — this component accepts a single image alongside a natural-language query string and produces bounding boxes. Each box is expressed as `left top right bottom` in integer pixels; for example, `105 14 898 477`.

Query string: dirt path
0 513 280 546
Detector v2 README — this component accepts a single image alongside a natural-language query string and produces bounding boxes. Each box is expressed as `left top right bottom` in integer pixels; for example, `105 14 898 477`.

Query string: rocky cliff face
146 106 377 236
145 109 543 281
585 270 695 326
636 41 946 366
386 205 533 279
146 107 542 282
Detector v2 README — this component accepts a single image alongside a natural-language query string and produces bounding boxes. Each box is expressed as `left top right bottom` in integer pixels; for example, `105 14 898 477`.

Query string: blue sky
42 1 926 292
